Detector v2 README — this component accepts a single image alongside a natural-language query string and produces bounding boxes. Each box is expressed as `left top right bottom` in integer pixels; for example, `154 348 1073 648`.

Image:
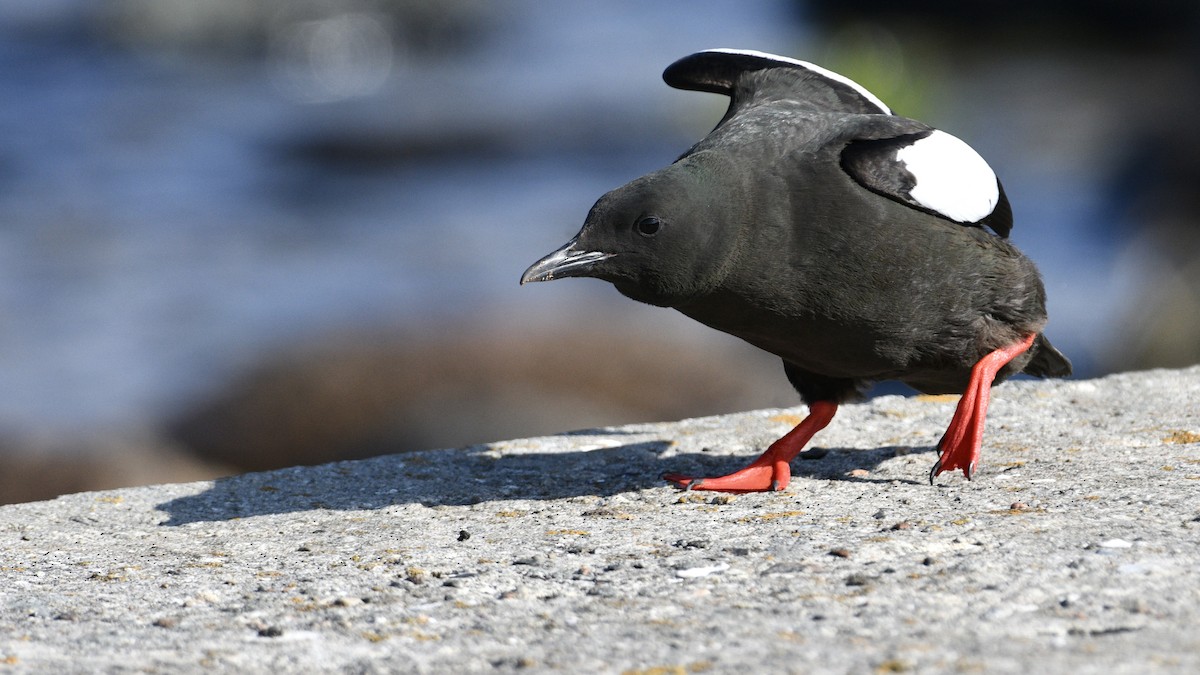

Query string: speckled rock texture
2 367 1198 673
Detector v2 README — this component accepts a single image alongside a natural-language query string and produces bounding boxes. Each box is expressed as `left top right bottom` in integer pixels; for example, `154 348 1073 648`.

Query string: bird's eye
636 216 662 237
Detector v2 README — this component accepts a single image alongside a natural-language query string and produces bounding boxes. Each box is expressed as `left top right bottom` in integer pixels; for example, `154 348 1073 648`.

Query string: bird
521 48 1071 491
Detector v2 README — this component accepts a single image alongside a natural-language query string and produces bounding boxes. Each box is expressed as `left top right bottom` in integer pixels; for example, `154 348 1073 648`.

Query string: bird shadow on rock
671 444 935 487
154 435 934 526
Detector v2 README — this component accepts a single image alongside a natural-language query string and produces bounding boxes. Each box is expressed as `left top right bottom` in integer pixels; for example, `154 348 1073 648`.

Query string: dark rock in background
166 320 796 472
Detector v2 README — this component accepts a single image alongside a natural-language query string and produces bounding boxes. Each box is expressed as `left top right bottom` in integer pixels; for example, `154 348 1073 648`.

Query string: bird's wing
665 50 1012 237
840 118 1013 237
663 49 892 116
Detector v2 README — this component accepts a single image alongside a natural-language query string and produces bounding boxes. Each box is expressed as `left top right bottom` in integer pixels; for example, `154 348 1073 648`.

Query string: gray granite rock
2 367 1198 673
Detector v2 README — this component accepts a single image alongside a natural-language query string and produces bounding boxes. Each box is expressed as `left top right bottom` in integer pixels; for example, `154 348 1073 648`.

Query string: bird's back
675 108 1064 392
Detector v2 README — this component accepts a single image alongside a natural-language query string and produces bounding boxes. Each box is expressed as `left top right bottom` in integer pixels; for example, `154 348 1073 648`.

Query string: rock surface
2 367 1198 673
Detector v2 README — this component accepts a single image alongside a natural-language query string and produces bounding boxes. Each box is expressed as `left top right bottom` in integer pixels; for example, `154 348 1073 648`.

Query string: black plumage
522 49 1070 489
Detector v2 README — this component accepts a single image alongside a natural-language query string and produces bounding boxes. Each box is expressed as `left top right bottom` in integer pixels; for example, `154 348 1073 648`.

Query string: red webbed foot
664 401 837 492
930 333 1036 483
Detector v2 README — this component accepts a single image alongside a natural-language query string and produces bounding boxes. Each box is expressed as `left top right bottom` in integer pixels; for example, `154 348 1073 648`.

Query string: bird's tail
1023 333 1072 378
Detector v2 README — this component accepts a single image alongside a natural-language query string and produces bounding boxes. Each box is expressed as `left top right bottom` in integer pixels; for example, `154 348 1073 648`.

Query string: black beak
520 238 614 284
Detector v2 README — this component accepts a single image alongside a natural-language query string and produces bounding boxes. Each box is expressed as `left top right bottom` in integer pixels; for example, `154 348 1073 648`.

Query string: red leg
663 401 837 492
930 333 1036 483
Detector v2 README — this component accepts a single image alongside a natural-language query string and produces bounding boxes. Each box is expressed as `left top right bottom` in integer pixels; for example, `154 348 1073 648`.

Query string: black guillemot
522 48 1071 490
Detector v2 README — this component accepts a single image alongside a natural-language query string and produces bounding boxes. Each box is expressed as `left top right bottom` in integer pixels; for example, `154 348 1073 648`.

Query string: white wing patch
705 48 892 115
895 130 999 223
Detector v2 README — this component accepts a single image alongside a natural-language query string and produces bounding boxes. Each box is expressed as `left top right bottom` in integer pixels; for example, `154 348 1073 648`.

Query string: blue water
0 1 1136 440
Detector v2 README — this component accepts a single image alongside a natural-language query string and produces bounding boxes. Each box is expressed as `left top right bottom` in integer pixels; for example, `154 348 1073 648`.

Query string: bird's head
520 153 739 307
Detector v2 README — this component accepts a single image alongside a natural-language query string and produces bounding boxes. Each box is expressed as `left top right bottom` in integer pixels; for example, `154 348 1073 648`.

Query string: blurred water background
2 0 1197 502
